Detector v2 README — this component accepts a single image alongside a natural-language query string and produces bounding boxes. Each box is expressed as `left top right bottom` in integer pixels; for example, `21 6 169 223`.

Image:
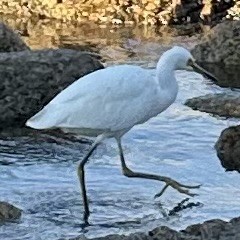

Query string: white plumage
26 56 178 135
26 46 214 222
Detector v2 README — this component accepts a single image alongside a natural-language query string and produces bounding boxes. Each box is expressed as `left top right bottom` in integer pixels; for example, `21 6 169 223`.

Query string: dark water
0 23 240 240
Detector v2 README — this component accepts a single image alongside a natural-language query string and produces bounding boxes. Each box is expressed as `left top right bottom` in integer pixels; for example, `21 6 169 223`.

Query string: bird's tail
26 107 56 130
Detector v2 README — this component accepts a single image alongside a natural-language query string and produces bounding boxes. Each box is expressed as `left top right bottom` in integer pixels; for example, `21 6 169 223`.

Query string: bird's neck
156 60 177 89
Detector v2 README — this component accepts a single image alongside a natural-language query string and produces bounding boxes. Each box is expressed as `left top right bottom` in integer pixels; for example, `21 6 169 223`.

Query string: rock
215 125 240 172
184 94 240 172
0 49 103 128
0 201 22 222
73 233 150 240
0 0 239 25
185 93 240 118
190 217 240 239
191 21 240 88
149 226 183 239
0 22 29 52
201 0 235 24
227 1 240 21
72 216 240 240
151 218 240 239
192 21 240 65
194 63 240 88
171 1 203 24
182 219 228 239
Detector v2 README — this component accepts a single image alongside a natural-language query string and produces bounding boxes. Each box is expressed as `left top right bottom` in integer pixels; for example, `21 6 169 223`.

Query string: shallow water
1 25 240 240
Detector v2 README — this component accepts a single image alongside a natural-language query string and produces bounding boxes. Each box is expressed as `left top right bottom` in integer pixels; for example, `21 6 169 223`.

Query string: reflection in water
0 16 199 60
0 17 240 240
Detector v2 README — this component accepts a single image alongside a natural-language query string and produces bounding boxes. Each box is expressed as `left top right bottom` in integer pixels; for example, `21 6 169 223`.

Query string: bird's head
159 46 218 82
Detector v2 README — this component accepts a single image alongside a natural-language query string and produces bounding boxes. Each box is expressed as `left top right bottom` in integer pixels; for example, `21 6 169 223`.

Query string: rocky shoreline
1 199 240 240
0 18 240 240
73 216 240 240
186 20 240 176
0 22 103 128
0 0 239 26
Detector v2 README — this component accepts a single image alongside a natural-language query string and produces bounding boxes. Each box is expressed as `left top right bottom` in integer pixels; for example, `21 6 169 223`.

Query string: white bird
26 46 217 223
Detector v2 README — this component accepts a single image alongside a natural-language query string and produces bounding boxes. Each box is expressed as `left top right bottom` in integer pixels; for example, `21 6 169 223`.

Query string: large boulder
192 21 240 65
191 21 240 88
185 93 240 118
0 202 22 222
0 49 103 128
215 125 240 172
0 22 29 52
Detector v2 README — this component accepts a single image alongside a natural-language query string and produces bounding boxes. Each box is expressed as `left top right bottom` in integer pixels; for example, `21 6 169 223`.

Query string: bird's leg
77 134 105 223
116 138 200 198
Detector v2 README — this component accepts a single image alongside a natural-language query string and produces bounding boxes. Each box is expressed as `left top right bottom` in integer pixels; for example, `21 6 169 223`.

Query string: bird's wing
26 65 164 131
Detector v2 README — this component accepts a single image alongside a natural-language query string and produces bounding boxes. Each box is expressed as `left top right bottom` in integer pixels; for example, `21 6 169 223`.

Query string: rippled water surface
1 24 240 240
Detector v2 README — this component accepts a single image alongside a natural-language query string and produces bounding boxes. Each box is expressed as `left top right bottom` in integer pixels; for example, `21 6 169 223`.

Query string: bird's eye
187 58 194 66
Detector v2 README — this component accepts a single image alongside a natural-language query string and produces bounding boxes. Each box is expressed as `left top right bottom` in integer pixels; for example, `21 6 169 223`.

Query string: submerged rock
0 49 103 128
185 93 240 118
0 202 22 222
215 125 240 172
0 22 29 52
191 21 240 88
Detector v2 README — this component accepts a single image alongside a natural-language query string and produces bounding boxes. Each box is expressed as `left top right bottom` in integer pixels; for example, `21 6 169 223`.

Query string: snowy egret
26 46 217 222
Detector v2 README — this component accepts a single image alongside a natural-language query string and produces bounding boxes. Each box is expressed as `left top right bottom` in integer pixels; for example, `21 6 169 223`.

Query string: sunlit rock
0 0 239 25
227 1 240 21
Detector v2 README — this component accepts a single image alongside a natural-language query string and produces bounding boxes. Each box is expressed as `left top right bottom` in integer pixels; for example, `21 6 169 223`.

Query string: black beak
189 60 218 82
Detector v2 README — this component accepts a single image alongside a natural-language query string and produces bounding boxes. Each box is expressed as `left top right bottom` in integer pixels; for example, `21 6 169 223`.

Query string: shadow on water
0 128 92 166
62 198 203 237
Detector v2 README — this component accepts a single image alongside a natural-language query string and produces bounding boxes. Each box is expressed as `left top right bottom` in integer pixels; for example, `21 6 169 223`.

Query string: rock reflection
0 15 199 51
